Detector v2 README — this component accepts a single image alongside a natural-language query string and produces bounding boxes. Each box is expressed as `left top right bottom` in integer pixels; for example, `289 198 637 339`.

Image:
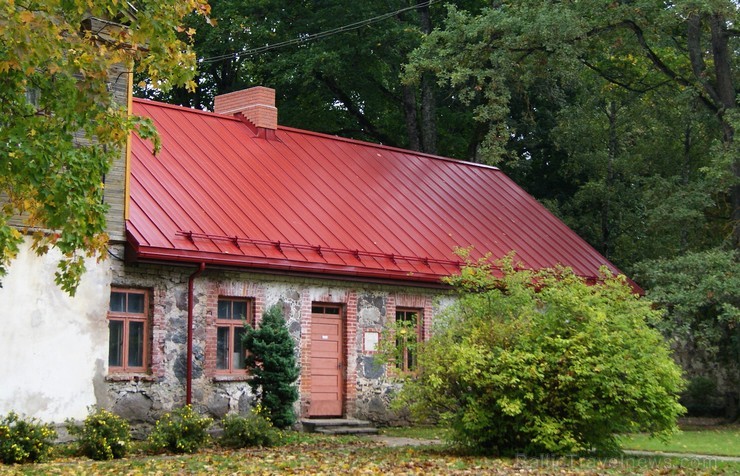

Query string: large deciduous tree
138 0 483 159
0 0 210 293
405 0 737 241
403 0 738 413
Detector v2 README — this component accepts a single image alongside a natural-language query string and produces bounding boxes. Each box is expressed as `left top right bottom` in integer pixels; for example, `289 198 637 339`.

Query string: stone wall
107 247 452 425
672 341 740 420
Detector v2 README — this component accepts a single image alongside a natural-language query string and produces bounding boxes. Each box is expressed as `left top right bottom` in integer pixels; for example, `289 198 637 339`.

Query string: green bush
220 406 279 448
0 412 57 464
243 304 299 428
396 255 686 456
66 408 130 460
681 376 725 417
147 405 213 454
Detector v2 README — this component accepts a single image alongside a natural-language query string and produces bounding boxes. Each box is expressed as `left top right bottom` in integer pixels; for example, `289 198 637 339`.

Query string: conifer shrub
395 254 686 456
0 412 57 464
147 405 212 454
66 408 130 460
243 304 299 428
220 405 279 448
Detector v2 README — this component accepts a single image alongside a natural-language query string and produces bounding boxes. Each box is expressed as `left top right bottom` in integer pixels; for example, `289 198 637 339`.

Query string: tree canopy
0 0 210 293
136 0 488 159
400 1 738 402
405 0 737 250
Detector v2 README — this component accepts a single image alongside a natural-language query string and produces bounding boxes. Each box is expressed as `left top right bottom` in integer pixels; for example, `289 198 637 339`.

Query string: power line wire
200 0 438 64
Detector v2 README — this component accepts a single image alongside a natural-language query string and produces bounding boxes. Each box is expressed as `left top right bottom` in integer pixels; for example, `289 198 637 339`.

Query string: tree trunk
681 118 692 252
316 72 399 146
402 85 421 151
690 12 738 247
420 75 437 154
603 101 619 259
708 15 739 248
467 122 489 163
417 2 437 154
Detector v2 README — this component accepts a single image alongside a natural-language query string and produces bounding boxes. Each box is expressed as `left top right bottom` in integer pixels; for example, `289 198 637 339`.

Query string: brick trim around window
204 282 263 380
394 307 423 373
107 288 150 374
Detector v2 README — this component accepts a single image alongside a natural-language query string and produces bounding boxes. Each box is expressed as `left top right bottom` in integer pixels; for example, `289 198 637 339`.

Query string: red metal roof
128 98 626 285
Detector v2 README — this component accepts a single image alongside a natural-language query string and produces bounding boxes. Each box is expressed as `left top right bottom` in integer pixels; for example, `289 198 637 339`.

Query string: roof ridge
276 125 500 171
132 97 241 121
131 97 499 171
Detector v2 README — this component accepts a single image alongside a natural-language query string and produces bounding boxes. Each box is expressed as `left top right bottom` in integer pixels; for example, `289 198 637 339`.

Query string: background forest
136 0 739 418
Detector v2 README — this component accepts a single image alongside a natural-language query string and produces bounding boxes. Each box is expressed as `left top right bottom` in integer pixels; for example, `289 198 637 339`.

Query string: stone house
1 76 627 425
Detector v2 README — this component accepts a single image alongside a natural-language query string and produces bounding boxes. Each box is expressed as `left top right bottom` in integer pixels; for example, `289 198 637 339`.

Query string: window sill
105 373 156 383
212 374 250 383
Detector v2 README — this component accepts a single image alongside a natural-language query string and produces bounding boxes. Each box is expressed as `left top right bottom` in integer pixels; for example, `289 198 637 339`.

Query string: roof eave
128 244 453 289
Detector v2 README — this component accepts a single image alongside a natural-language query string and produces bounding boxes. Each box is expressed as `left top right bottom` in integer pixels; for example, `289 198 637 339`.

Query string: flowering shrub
0 412 57 464
66 408 130 460
148 405 212 454
220 405 279 448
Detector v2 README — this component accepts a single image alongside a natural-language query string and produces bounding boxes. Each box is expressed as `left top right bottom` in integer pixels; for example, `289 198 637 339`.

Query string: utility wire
200 0 438 64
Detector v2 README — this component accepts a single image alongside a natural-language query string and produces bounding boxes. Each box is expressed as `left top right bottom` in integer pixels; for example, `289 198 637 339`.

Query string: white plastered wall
0 237 111 422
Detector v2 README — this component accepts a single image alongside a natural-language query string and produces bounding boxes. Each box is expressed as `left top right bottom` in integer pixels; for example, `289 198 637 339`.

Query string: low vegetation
66 408 131 461
0 433 737 475
219 407 279 448
147 405 213 455
394 256 685 455
0 412 56 464
621 424 740 457
2 410 738 474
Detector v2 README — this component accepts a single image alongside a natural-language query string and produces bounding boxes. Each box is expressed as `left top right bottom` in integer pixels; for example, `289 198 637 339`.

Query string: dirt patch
369 435 443 447
679 417 738 428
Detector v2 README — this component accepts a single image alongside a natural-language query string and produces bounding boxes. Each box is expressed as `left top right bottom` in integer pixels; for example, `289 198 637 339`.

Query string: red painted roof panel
128 98 627 285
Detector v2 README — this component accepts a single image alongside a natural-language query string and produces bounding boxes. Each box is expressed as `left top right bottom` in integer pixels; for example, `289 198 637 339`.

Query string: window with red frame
216 298 253 373
395 308 422 372
108 289 149 372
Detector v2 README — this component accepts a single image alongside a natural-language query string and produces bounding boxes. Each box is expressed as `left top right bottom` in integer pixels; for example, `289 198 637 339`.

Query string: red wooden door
309 305 343 417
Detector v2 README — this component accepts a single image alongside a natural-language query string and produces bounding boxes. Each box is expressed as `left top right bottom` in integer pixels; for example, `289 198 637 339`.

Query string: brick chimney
214 87 278 130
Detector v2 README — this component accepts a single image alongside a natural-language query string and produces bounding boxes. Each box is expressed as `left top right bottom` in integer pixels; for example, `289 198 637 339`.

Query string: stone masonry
106 244 452 426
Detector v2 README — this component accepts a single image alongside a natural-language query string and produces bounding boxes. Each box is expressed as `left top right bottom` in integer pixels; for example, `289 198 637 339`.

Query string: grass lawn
1 432 737 475
620 424 740 457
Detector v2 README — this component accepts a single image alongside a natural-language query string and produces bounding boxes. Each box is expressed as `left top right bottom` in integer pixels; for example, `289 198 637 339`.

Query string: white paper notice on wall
364 331 379 352
322 335 329 340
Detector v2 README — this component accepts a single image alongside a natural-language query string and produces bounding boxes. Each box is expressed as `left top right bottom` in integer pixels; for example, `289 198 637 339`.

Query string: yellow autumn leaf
0 60 19 73
19 10 34 23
